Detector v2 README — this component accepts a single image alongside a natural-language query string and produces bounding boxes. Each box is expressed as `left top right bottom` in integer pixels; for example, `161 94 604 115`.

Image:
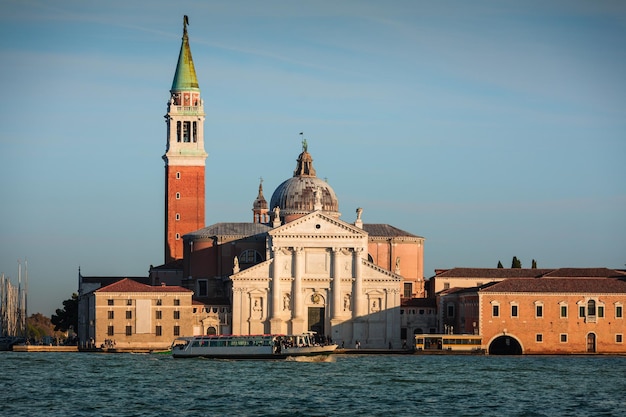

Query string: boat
171 332 337 359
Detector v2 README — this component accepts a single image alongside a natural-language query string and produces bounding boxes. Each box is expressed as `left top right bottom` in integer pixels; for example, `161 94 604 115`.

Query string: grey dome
269 149 339 219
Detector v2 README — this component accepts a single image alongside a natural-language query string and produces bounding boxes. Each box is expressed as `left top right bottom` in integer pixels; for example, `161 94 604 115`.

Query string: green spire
171 15 199 92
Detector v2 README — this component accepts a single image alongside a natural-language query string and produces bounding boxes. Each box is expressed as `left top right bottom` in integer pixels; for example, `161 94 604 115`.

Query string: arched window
239 249 263 265
587 299 596 317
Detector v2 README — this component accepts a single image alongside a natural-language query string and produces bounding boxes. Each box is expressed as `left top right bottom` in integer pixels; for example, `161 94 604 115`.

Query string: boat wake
285 355 336 363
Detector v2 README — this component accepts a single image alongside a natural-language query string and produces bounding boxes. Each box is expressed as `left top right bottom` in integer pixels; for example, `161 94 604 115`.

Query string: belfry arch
488 334 523 355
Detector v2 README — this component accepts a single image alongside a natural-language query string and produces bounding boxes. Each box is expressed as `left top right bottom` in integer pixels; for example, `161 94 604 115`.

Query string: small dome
269 147 340 222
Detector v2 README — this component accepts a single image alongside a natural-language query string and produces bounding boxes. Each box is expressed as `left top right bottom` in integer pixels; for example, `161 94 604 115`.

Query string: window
156 310 162 320
156 299 162 306
126 311 132 319
175 192 180 200
107 326 114 336
176 121 181 142
174 311 180 320
535 303 543 318
156 326 162 337
183 121 190 142
587 300 596 316
579 306 586 318
126 299 132 306
598 306 604 318
175 233 180 240
198 280 208 297
174 299 180 306
107 299 114 306
492 304 500 317
239 249 263 264
403 283 412 298
108 311 114 320
447 304 455 318
617 334 623 343
192 121 197 142
511 304 518 318
174 326 180 336
443 283 450 290
176 172 180 180
560 305 568 318
560 334 568 343
617 305 623 318
176 213 180 221
536 334 543 342
125 326 132 336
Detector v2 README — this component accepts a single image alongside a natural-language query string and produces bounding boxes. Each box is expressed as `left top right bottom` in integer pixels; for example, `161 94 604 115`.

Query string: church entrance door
308 307 325 338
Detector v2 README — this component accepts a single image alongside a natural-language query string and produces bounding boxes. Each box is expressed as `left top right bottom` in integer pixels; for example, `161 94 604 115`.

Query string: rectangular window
176 121 181 142
156 310 162 320
126 299 132 306
536 305 543 318
447 305 454 318
183 121 190 142
536 334 543 342
107 326 114 336
403 283 412 298
156 326 162 337
125 326 132 336
174 326 180 336
198 280 208 297
560 306 567 318
175 213 180 221
492 305 499 317
107 299 114 306
156 299 162 306
443 283 450 290
617 334 623 343
598 306 604 318
560 334 568 343
617 306 623 318
108 311 114 320
192 121 197 142
511 305 518 317
174 299 180 306
126 310 132 319
174 311 180 320
175 192 180 200
579 306 585 317
176 172 181 180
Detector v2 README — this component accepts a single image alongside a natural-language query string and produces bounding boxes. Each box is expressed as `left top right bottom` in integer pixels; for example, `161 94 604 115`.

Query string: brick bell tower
163 16 207 263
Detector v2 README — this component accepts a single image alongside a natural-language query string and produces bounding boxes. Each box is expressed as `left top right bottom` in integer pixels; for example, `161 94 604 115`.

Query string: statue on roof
300 132 308 152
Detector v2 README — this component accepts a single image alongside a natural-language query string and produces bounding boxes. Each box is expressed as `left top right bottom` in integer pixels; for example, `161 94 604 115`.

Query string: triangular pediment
270 211 367 239
231 259 272 280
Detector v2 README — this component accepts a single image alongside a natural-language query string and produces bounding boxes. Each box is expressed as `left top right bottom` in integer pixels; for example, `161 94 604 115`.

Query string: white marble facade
230 211 402 349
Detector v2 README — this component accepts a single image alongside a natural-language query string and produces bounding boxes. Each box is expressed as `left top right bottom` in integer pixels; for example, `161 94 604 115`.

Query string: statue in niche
344 294 351 311
395 257 401 274
252 298 263 319
283 293 291 311
371 299 380 313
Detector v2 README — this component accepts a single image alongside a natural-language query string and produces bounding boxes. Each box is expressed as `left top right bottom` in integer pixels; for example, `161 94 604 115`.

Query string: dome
269 146 340 222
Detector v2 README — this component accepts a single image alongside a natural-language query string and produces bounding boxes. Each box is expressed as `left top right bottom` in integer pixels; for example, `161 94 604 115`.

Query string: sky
1 0 625 317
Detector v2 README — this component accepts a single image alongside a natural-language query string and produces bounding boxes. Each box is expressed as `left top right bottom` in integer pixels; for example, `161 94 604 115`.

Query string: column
352 247 365 318
270 247 282 332
292 247 305 332
331 248 342 320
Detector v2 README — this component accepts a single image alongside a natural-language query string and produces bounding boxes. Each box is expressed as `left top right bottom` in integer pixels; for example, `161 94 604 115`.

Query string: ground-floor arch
488 335 523 355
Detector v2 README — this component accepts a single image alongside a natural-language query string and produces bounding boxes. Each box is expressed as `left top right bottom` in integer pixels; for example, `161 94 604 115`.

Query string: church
157 17 426 349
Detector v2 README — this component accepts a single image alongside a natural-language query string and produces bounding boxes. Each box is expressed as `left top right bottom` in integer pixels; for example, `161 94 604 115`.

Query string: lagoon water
1 352 624 416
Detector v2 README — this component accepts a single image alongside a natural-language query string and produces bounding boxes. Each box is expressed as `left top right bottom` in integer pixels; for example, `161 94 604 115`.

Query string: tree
51 293 79 333
511 256 522 268
531 259 537 269
497 261 503 268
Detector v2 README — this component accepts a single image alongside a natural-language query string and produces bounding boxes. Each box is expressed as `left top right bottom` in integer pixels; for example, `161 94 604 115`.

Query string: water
1 352 624 417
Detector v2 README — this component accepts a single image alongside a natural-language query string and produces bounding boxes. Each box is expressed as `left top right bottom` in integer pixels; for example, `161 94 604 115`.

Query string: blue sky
1 0 625 317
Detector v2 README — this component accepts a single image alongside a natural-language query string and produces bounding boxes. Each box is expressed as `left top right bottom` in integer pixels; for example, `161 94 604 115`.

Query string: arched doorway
488 335 523 355
586 333 596 353
206 326 217 335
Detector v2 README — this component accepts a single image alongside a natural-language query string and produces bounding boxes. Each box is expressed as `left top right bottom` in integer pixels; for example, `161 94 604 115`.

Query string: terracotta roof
542 268 626 278
481 278 626 293
362 224 423 239
95 278 192 293
434 268 551 279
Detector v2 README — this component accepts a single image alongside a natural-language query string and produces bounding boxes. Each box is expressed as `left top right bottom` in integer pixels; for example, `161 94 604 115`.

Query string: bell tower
163 16 207 263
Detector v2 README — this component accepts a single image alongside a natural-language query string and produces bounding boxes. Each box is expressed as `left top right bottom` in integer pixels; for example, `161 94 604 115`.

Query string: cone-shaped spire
171 15 199 92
